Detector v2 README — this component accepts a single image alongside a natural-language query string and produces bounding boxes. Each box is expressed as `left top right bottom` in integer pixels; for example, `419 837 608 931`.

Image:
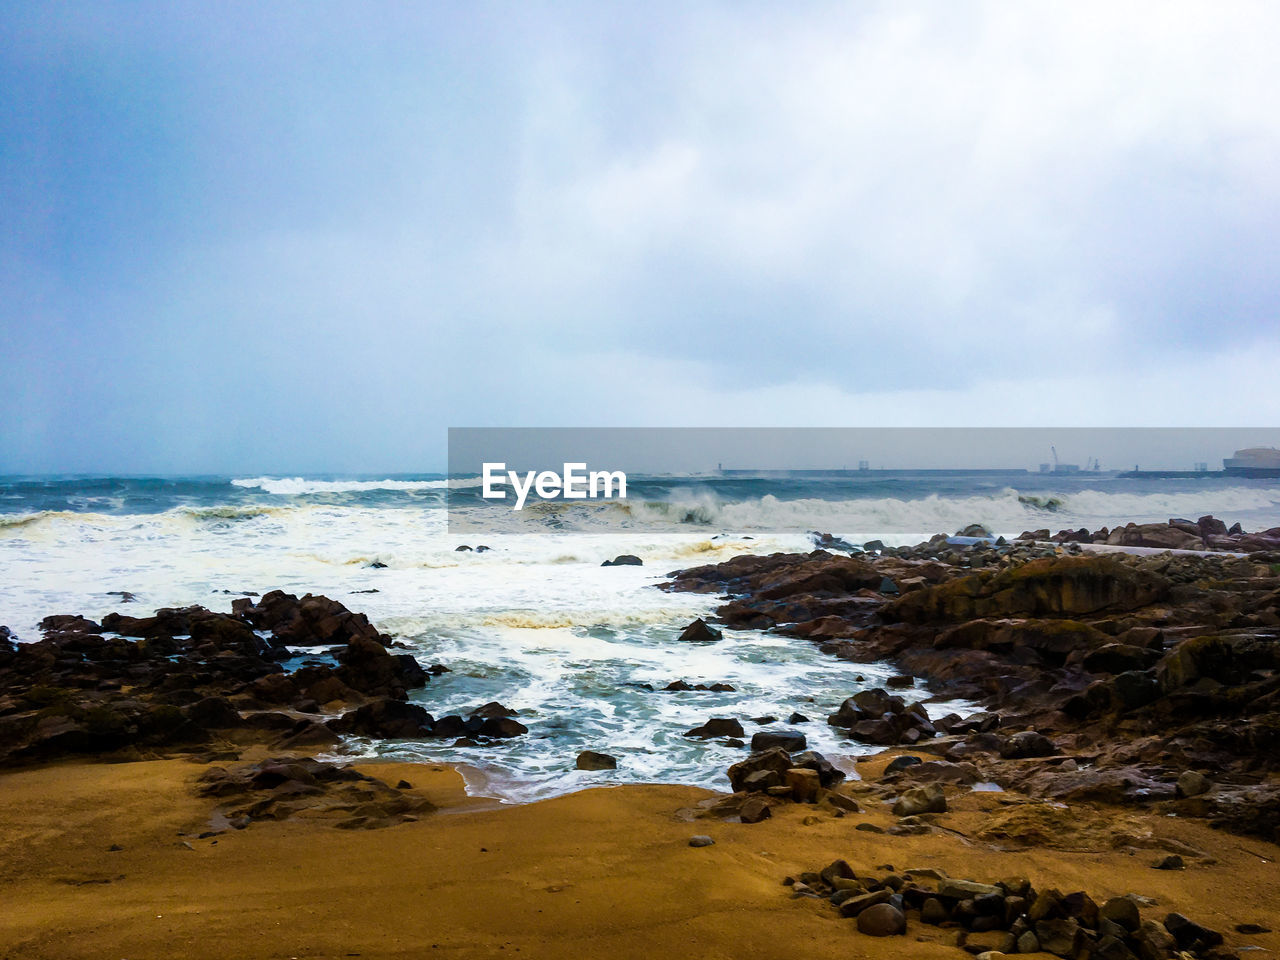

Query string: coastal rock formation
788 861 1234 959
0 595 436 766
662 535 1280 843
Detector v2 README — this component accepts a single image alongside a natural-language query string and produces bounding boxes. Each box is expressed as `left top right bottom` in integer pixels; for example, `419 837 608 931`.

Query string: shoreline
3 515 1280 957
1 752 1276 960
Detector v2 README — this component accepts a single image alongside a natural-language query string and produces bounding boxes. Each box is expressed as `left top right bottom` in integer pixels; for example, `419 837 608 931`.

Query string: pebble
688 835 715 847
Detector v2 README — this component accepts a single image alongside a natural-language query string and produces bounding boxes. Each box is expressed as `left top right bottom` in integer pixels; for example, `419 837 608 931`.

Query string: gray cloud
2 1 1278 473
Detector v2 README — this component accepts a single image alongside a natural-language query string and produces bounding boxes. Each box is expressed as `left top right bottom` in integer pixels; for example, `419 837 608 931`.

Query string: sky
2 1 1278 474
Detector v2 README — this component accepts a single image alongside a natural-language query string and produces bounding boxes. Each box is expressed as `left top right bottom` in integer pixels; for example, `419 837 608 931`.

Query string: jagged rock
728 747 794 792
677 618 723 643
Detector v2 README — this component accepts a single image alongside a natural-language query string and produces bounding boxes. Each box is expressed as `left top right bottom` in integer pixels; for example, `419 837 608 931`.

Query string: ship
1223 446 1280 478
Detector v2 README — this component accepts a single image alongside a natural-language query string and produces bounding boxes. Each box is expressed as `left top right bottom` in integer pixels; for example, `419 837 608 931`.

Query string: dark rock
576 750 617 771
999 731 1058 759
884 755 923 774
739 796 772 823
1153 855 1184 870
329 698 434 738
856 902 907 936
750 729 806 752
1164 913 1223 951
685 717 745 739
601 555 643 567
677 618 723 643
727 747 794 792
790 750 846 787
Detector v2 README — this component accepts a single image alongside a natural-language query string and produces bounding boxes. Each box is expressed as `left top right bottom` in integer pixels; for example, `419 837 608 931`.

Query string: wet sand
2 756 1277 960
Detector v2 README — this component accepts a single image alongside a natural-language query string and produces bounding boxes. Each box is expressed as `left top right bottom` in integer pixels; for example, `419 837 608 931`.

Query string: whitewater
1 473 1276 800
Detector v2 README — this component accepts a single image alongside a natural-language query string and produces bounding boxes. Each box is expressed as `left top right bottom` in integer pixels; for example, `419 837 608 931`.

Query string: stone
884 755 924 774
1175 770 1211 798
999 730 1058 759
856 902 907 936
963 930 1016 954
838 889 891 917
892 782 946 817
727 747 793 792
1035 917 1084 958
575 750 617 770
688 835 715 847
685 717 745 739
1153 854 1184 870
1015 931 1039 954
826 793 861 813
1164 913 1223 951
601 555 643 566
921 898 949 924
1099 896 1141 932
790 750 845 787
938 878 1002 900
1133 920 1177 960
751 729 807 752
677 618 722 643
739 796 772 823
784 767 821 803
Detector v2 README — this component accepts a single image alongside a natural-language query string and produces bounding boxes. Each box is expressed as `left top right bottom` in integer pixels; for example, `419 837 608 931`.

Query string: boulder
601 555 643 567
685 717 745 739
856 902 907 936
728 747 794 792
892 782 946 817
677 618 723 643
576 750 618 770
751 729 807 752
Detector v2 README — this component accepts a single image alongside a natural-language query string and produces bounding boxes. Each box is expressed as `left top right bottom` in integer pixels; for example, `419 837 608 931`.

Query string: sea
2 473 1277 801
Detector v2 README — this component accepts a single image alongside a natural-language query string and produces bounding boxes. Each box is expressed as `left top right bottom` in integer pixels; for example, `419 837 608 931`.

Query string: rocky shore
653 515 1280 957
2 515 1279 958
0 590 525 780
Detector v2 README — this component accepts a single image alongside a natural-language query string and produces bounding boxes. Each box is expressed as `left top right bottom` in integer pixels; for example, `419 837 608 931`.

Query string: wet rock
576 750 617 771
677 618 723 643
329 698 434 738
685 717 745 739
477 716 528 739
750 729 807 752
601 555 643 567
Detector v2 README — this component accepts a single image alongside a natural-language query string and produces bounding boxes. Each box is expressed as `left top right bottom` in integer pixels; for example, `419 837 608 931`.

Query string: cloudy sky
2 1 1278 473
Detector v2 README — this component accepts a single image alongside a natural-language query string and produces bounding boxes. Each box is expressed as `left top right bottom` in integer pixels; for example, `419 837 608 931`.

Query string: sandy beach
2 751 1277 960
